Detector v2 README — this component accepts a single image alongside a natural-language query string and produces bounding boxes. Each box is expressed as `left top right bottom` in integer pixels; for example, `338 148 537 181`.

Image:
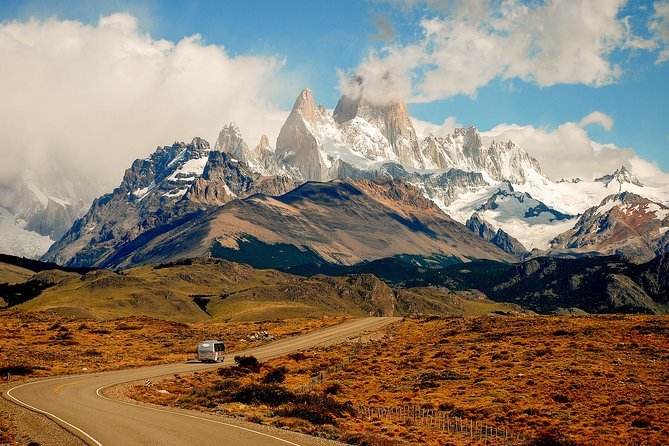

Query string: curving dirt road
4 317 398 446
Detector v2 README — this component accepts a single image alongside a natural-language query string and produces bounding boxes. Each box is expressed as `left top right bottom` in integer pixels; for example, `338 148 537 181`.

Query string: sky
0 0 668 189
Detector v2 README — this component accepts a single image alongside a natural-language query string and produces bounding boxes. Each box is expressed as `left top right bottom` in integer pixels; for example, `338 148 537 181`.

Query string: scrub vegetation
130 315 669 445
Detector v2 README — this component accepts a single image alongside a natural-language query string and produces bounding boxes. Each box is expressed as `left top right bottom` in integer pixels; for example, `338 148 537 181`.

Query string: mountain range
0 167 98 259
6 86 669 274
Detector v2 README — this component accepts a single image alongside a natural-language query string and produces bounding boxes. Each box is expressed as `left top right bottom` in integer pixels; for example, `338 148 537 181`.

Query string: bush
0 365 34 376
551 393 570 403
263 366 287 384
284 393 355 424
288 352 307 361
234 355 261 373
324 383 342 395
631 418 651 428
276 402 337 425
339 432 404 445
232 383 293 407
526 429 582 446
217 366 245 378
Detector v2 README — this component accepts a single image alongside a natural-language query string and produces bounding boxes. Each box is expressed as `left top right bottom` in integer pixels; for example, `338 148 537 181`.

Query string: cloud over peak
0 13 285 189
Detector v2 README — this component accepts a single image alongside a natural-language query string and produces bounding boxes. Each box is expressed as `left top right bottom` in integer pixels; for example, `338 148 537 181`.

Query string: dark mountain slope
106 177 515 269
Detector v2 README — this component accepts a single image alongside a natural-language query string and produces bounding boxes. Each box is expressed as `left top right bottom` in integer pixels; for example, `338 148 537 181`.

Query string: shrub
83 349 102 357
526 429 582 446
234 355 261 373
339 432 404 445
288 352 307 362
263 366 287 384
631 418 651 428
276 402 337 425
0 365 34 376
275 392 355 425
324 383 342 395
232 383 293 407
551 393 570 403
115 323 139 331
217 366 245 378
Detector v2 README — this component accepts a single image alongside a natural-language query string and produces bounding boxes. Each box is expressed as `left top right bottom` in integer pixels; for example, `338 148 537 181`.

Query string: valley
2 4 668 446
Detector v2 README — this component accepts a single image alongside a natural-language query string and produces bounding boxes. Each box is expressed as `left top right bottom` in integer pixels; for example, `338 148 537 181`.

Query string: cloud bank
480 112 669 186
0 13 286 190
346 0 664 104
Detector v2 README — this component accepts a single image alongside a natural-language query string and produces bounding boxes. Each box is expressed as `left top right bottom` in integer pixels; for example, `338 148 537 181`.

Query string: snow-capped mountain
34 85 669 266
43 138 296 267
550 192 669 262
0 168 98 258
270 88 545 186
199 88 669 256
420 129 544 183
441 182 577 250
595 166 644 189
0 206 53 259
465 212 528 257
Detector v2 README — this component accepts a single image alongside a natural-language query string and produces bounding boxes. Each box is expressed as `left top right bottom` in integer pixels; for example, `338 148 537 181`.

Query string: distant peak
190 137 210 152
222 122 241 133
257 134 270 149
595 165 644 188
214 123 248 160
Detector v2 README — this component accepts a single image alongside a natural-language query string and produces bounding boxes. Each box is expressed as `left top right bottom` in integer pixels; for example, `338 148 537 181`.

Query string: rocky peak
465 211 528 257
214 123 248 162
275 88 329 181
457 126 483 149
190 137 210 156
550 192 669 263
595 166 644 189
291 88 318 121
333 91 423 167
257 134 271 151
466 212 497 240
422 126 544 183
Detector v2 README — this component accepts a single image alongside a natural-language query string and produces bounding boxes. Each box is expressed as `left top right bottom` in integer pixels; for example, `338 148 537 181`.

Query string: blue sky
1 0 667 181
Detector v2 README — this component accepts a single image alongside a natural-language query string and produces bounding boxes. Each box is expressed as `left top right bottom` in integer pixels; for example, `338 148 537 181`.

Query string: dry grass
130 315 669 445
0 418 12 445
0 262 34 286
0 309 347 378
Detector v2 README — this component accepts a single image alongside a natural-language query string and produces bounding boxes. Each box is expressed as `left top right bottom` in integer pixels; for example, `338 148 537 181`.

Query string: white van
197 340 226 362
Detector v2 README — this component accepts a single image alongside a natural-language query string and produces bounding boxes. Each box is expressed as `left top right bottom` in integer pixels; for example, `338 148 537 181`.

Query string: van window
214 343 225 352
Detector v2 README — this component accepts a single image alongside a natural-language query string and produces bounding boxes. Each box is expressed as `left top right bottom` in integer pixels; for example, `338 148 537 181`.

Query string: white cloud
0 14 287 190
350 0 658 103
481 114 669 186
412 115 460 139
578 111 614 131
650 0 669 62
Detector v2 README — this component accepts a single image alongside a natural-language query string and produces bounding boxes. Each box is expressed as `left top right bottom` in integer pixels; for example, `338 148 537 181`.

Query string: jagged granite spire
275 88 329 181
214 123 248 163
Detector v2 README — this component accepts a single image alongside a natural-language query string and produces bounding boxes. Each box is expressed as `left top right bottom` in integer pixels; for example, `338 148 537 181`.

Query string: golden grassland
0 263 33 286
14 260 396 322
0 310 347 444
0 309 347 378
129 315 669 446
